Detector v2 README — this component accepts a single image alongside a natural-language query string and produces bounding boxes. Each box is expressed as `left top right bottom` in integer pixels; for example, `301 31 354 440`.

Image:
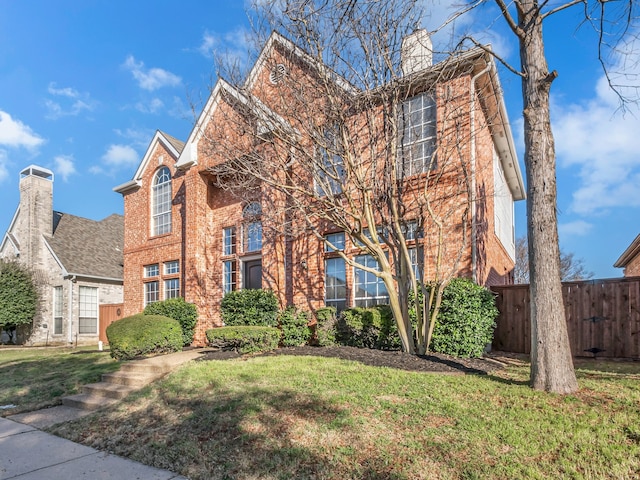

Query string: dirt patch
195 345 501 375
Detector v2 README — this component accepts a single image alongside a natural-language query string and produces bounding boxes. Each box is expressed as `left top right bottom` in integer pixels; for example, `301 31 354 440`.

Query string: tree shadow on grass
49 376 411 480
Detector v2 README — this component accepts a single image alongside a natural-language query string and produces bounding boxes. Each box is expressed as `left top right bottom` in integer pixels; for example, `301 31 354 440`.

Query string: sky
1 0 638 279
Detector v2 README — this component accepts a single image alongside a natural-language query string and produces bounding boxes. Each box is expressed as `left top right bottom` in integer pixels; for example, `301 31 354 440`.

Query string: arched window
152 167 172 235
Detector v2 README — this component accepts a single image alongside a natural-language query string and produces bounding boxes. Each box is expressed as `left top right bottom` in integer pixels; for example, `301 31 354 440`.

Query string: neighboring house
0 165 124 345
614 233 640 277
115 30 525 346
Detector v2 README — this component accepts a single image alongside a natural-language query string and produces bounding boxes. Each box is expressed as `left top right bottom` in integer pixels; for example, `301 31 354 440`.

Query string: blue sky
1 1 638 278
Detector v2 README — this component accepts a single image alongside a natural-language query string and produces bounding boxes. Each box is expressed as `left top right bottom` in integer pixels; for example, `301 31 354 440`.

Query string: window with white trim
324 232 345 252
144 264 159 278
53 286 63 335
243 202 262 253
223 227 236 256
223 260 237 294
152 166 172 236
164 278 180 299
316 126 346 196
78 286 98 334
354 254 389 307
399 92 437 177
164 260 179 275
144 281 159 306
325 257 347 311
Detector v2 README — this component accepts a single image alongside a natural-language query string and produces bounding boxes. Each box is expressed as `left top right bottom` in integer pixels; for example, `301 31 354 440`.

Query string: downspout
469 60 492 283
67 276 75 343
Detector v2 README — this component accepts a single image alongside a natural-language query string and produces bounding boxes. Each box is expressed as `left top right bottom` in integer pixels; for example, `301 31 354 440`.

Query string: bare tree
449 0 639 392
515 236 594 284
204 0 505 354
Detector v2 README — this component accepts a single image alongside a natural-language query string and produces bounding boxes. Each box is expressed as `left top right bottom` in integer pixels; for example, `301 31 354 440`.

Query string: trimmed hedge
314 307 337 346
106 314 183 361
430 278 498 358
206 326 280 354
220 289 279 327
335 305 399 350
144 298 197 346
278 306 311 347
0 260 38 329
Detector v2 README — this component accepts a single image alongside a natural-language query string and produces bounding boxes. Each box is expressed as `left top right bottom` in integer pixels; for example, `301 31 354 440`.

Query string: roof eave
113 179 141 194
614 233 640 268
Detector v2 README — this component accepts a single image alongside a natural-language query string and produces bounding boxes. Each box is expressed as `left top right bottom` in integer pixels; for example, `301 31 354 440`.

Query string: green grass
48 353 640 480
0 346 120 415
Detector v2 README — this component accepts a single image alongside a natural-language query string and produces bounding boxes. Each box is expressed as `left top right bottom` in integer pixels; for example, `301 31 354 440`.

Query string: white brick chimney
401 29 433 75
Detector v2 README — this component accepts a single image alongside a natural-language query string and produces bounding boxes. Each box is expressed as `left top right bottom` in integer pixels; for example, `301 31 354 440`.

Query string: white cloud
123 56 181 91
552 33 640 216
559 220 593 238
54 154 77 182
101 144 139 167
134 97 164 114
45 82 96 119
197 27 252 70
0 110 44 149
114 128 155 149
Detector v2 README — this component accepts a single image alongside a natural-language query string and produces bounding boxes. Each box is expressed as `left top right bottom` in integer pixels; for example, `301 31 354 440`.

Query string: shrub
336 305 400 350
106 314 183 361
278 307 311 347
430 278 499 358
220 289 279 327
313 307 337 346
0 260 38 329
206 326 280 354
144 298 198 346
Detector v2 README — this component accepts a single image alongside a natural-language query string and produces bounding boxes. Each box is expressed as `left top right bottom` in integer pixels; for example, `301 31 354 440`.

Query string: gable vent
269 64 287 84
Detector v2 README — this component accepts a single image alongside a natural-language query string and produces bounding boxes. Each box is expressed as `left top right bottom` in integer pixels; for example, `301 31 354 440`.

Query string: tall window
354 254 389 307
78 286 98 334
223 260 237 294
53 286 63 335
144 281 159 306
399 92 437 177
243 202 262 252
164 279 180 299
325 232 345 252
152 166 172 236
164 260 179 275
325 257 347 311
316 126 346 196
223 227 236 256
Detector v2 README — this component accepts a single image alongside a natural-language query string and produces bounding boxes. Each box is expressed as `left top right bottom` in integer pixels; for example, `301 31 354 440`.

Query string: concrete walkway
1 349 210 479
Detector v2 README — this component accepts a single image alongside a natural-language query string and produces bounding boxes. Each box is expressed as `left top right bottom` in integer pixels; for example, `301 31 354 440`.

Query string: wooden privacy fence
99 303 124 344
492 277 640 359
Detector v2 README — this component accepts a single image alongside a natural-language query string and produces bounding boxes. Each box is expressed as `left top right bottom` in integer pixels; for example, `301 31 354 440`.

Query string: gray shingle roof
158 130 185 154
45 212 124 280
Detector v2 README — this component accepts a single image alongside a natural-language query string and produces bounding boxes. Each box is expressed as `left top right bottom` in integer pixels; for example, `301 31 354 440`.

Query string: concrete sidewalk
0 416 188 479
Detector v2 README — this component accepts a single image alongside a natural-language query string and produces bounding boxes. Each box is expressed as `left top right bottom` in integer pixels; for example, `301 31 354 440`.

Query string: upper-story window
399 92 437 177
325 232 345 252
315 126 346 196
243 202 262 252
152 166 172 236
223 227 236 256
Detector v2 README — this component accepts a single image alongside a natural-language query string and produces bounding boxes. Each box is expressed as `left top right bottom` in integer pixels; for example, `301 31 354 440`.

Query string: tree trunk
518 0 578 393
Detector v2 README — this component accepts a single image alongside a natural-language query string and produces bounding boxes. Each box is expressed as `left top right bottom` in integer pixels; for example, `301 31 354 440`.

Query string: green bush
336 305 399 350
313 307 337 346
206 326 280 354
144 298 197 346
0 260 37 329
220 289 279 327
278 307 311 347
106 314 183 361
430 278 498 358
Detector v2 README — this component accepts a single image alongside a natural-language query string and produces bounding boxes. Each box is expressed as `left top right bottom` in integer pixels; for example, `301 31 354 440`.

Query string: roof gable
614 233 640 269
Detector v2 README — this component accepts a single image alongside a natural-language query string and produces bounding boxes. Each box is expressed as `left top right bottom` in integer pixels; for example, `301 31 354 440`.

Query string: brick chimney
18 165 54 264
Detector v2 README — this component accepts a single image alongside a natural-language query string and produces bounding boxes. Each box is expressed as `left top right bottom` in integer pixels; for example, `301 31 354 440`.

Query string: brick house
614 233 640 276
0 165 124 345
115 31 525 346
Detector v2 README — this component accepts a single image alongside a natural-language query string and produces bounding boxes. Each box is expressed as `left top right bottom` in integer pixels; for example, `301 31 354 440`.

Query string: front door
244 259 262 289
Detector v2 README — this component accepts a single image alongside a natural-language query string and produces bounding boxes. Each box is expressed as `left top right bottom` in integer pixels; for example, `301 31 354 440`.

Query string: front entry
244 259 262 289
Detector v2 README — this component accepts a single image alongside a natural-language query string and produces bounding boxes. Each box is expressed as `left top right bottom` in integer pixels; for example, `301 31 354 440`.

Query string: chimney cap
20 165 54 181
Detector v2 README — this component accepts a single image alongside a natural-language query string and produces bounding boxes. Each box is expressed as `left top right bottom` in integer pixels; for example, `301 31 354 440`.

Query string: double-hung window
399 92 437 177
223 260 237 294
223 227 236 256
324 232 346 311
78 286 98 334
53 286 63 335
354 254 389 307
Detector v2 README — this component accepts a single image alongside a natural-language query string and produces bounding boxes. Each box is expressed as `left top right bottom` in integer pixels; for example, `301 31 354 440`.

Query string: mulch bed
195 345 503 375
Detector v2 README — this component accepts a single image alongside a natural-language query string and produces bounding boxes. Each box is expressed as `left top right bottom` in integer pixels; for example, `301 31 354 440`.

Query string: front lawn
0 346 120 415
49 351 640 479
